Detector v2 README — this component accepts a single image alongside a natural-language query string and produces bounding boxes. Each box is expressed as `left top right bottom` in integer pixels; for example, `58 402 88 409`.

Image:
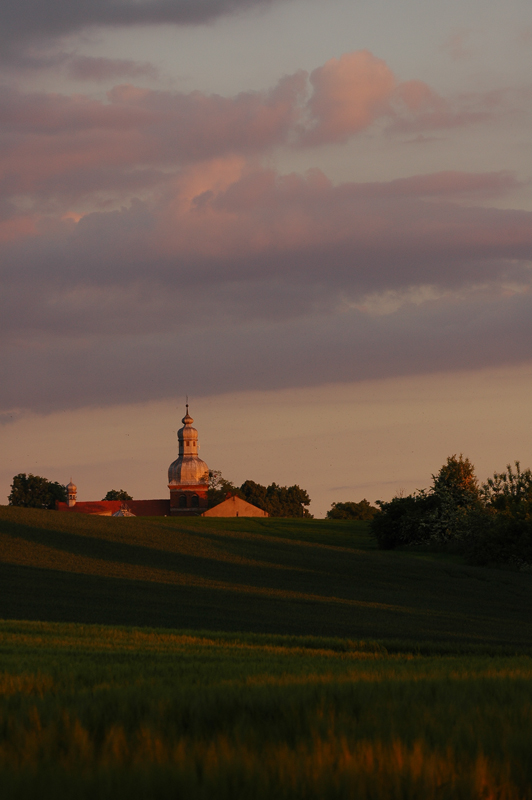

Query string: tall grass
1 621 531 798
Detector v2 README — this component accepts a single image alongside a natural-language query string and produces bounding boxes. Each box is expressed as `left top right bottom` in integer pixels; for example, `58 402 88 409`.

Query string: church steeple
168 403 209 515
67 479 77 507
177 404 199 457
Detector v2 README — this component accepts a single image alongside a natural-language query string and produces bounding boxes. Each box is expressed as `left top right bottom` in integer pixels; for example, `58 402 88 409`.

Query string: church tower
168 405 209 515
67 480 77 507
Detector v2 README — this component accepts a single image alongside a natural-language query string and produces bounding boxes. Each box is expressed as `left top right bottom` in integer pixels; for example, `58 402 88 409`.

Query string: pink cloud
0 52 520 208
303 51 396 145
85 162 527 272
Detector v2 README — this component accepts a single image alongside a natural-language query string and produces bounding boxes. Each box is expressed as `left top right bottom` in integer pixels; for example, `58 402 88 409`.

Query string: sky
1 0 532 516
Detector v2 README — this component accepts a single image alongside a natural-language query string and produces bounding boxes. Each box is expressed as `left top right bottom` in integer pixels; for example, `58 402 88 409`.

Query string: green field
1 507 531 798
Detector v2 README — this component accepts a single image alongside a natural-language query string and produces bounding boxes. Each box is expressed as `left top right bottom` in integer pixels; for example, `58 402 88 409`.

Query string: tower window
179 495 187 508
191 494 199 508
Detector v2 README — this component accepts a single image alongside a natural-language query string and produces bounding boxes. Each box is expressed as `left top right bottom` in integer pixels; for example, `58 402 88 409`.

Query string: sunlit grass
0 621 532 798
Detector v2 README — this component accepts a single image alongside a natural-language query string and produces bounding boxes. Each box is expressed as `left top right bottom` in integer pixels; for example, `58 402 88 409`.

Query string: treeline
371 455 532 569
208 471 312 518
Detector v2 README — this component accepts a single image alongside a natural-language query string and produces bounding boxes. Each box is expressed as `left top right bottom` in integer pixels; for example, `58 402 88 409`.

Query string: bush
371 456 482 551
371 457 532 569
460 506 532 569
370 493 436 549
326 500 378 520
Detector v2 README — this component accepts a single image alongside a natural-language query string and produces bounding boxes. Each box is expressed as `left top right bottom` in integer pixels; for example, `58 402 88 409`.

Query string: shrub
370 493 436 549
326 500 378 520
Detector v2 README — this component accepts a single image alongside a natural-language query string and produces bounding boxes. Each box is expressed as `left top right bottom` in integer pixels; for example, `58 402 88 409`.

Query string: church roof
56 500 121 515
202 495 269 518
56 499 171 516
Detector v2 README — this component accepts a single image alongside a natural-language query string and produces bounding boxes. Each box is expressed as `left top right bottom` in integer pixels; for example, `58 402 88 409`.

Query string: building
168 405 209 515
202 495 268 518
56 405 266 518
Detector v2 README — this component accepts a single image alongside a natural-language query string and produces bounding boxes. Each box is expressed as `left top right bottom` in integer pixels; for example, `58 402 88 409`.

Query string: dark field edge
0 507 376 549
2 619 532 658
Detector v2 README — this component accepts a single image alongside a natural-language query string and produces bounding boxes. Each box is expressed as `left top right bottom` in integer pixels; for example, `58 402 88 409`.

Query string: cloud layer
0 0 287 63
1 159 531 412
0 51 507 211
1 50 531 413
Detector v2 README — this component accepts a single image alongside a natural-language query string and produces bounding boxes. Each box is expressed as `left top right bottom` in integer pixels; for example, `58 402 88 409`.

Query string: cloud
65 56 160 82
0 55 510 207
0 0 288 63
1 50 530 414
441 28 473 61
302 51 396 145
1 159 531 413
2 287 532 413
0 75 306 201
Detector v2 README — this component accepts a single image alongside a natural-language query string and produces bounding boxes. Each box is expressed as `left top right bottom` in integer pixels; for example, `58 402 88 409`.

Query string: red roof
56 501 121 515
56 499 171 516
128 499 170 516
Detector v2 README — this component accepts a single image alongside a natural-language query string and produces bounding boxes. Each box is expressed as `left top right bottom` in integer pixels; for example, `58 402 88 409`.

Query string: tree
460 462 532 568
431 454 480 506
481 461 532 515
102 490 132 501
370 455 480 550
206 470 243 508
8 473 67 509
241 480 312 518
206 472 312 516
326 500 378 520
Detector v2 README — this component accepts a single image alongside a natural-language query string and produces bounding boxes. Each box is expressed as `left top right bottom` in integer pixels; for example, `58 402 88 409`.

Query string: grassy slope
1 506 531 648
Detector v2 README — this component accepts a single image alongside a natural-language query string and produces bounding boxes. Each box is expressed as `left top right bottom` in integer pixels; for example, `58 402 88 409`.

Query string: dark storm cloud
0 0 285 61
1 289 532 413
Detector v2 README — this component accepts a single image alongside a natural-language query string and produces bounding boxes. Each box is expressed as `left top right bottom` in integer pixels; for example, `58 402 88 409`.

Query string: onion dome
168 405 209 485
67 480 77 493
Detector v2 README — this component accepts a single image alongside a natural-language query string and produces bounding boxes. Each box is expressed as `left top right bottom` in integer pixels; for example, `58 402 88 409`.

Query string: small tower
168 405 209 515
67 480 77 508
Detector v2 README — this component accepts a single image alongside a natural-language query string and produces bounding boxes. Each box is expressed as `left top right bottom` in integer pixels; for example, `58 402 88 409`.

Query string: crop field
1 507 532 798
1 506 532 646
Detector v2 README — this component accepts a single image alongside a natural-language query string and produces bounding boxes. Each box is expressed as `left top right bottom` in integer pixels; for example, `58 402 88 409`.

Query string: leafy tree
371 455 532 568
206 472 312 517
371 455 480 550
102 489 133 501
206 470 243 509
431 454 480 506
460 462 532 568
326 500 378 520
481 461 532 515
239 479 267 511
241 480 312 518
8 473 67 509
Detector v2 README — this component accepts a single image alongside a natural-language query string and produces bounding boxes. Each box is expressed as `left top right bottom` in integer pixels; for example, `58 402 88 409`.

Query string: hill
1 506 531 649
